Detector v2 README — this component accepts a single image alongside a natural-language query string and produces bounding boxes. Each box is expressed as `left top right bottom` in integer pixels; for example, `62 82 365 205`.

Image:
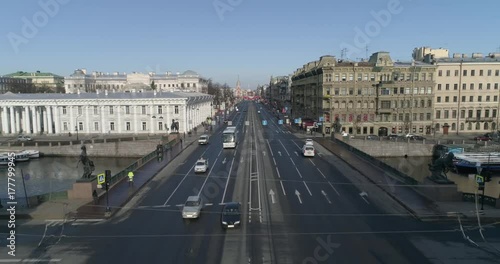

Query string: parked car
17 135 32 142
366 135 379 140
474 135 491 141
221 202 241 229
409 135 426 141
182 196 203 219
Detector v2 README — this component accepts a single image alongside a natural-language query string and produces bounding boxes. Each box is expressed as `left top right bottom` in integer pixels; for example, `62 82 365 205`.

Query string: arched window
334 101 339 109
460 123 465 130
341 101 346 108
451 123 456 131
414 100 418 107
435 123 440 131
357 101 362 108
427 100 432 107
484 122 489 130
475 122 480 130
493 122 497 130
348 101 354 109
420 100 425 108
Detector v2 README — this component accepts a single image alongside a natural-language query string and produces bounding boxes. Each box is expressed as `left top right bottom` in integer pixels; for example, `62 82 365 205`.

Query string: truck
222 126 237 149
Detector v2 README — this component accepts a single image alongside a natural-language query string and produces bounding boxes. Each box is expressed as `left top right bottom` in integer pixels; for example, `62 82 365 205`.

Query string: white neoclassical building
0 90 213 136
64 69 208 94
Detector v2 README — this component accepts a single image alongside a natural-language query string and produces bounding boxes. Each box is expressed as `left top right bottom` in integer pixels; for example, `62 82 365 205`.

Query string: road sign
319 117 324 122
97 173 105 185
262 120 268 126
278 120 283 125
476 174 484 184
294 119 300 124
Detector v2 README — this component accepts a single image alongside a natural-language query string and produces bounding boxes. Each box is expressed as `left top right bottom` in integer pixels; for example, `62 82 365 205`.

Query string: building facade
0 91 212 136
4 71 63 91
0 77 32 94
423 52 500 134
64 69 207 94
291 52 436 136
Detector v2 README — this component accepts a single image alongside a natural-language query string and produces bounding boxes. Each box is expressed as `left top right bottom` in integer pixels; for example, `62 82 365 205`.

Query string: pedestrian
128 171 134 186
92 190 98 205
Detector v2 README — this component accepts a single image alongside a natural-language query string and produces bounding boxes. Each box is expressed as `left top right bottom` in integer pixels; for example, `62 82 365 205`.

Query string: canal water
0 156 136 199
379 156 500 198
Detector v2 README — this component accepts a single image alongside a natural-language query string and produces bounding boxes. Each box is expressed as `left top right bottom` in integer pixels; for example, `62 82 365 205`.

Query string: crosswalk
45 219 106 227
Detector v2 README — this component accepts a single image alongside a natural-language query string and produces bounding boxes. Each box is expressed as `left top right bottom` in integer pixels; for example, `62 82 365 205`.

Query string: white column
69 106 74 134
31 106 37 134
117 105 122 134
85 105 90 134
42 108 48 134
14 108 20 134
150 104 155 134
183 105 188 133
47 106 53 134
101 105 106 134
36 107 42 133
54 106 60 134
166 104 170 133
9 107 15 134
24 107 30 134
133 105 138 134
1 107 7 134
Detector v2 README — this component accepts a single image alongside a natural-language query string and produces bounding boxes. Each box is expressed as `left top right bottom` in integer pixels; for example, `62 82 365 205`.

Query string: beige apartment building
419 51 500 135
291 52 436 136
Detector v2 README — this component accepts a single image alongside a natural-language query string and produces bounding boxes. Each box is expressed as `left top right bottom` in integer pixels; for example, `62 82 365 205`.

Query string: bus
222 126 237 148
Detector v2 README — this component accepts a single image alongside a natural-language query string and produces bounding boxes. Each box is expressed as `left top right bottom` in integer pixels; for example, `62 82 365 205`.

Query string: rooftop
5 71 63 78
0 91 212 101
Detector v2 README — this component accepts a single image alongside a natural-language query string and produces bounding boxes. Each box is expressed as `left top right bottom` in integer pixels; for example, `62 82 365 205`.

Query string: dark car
409 135 426 141
474 135 491 141
366 135 379 140
387 134 405 140
221 202 241 229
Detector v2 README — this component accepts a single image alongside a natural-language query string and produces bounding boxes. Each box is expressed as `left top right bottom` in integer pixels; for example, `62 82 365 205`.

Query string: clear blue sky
1 0 499 89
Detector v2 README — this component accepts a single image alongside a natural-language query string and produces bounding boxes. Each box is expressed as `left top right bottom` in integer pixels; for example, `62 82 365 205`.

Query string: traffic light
156 144 163 161
105 170 111 191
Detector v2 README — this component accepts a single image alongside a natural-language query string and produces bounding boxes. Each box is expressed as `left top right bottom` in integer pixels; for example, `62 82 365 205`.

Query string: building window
493 109 497 118
444 110 449 119
495 83 499 89
462 83 466 90
334 74 339 81
142 122 147 130
78 106 83 115
436 110 441 119
460 110 465 118
478 96 482 102
488 69 492 76
110 122 115 131
486 96 490 102
455 70 459 76
94 122 99 131
426 113 431 120
485 110 490 117
469 96 474 102
126 122 131 131
454 84 458 90
496 70 499 76
468 110 473 118
381 101 391 109
437 97 441 103
78 122 83 131
487 83 491 89
470 83 474 90
452 110 457 118
125 106 130 114
453 96 457 102
174 106 179 114
437 84 441 90
479 83 483 90
158 122 163 130
341 74 346 81
62 106 67 115
463 70 467 76
420 113 424 120
357 89 362 95
438 70 442 76
495 96 498 101
427 100 432 107
445 84 449 90
63 122 68 131
480 70 483 76
427 87 432 94
158 106 163 114
445 96 449 102
109 106 114 114
349 88 354 95
471 70 475 76
142 106 146 114
446 70 450 76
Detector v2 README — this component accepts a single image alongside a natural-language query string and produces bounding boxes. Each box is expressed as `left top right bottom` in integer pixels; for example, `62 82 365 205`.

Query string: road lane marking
321 190 332 204
303 181 312 196
328 181 341 196
273 157 276 165
289 157 296 166
295 190 302 204
197 156 220 196
220 157 236 204
359 191 370 204
275 167 281 178
269 189 276 204
309 159 316 166
266 139 274 156
278 139 290 156
280 180 286 196
294 151 298 156
217 149 222 157
295 167 303 178
317 168 326 179
163 163 196 206
278 151 282 156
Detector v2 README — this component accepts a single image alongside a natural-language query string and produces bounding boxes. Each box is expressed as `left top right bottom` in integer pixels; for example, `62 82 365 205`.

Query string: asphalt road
3 101 500 264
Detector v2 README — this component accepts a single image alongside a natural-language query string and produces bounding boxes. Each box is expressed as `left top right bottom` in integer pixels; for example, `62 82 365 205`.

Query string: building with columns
64 69 207 94
0 90 213 136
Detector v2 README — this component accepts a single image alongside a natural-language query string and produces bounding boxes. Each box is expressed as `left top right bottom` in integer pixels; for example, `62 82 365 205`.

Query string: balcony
465 117 495 122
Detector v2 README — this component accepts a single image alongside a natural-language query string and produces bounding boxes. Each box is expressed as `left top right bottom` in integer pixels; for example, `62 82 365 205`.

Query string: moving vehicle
194 158 209 173
474 134 492 141
305 139 314 146
302 145 315 157
222 126 237 149
198 134 209 145
221 202 241 229
17 135 32 142
182 196 203 219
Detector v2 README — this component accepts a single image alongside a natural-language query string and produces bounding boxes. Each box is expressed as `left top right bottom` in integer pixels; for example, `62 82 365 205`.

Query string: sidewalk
314 137 500 223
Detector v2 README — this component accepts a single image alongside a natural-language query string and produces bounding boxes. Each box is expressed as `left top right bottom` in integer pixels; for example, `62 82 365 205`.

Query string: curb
105 139 197 219
315 139 422 220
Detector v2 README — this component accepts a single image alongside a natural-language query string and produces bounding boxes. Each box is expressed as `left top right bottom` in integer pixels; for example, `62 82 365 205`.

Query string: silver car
182 196 203 219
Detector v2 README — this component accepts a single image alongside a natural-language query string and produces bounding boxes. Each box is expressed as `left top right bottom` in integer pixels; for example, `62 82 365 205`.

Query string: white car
305 139 314 146
198 135 209 145
302 145 315 157
194 158 209 173
182 196 203 219
17 135 32 142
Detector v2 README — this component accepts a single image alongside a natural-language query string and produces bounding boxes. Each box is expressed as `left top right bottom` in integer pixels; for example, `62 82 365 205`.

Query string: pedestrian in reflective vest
128 171 134 186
